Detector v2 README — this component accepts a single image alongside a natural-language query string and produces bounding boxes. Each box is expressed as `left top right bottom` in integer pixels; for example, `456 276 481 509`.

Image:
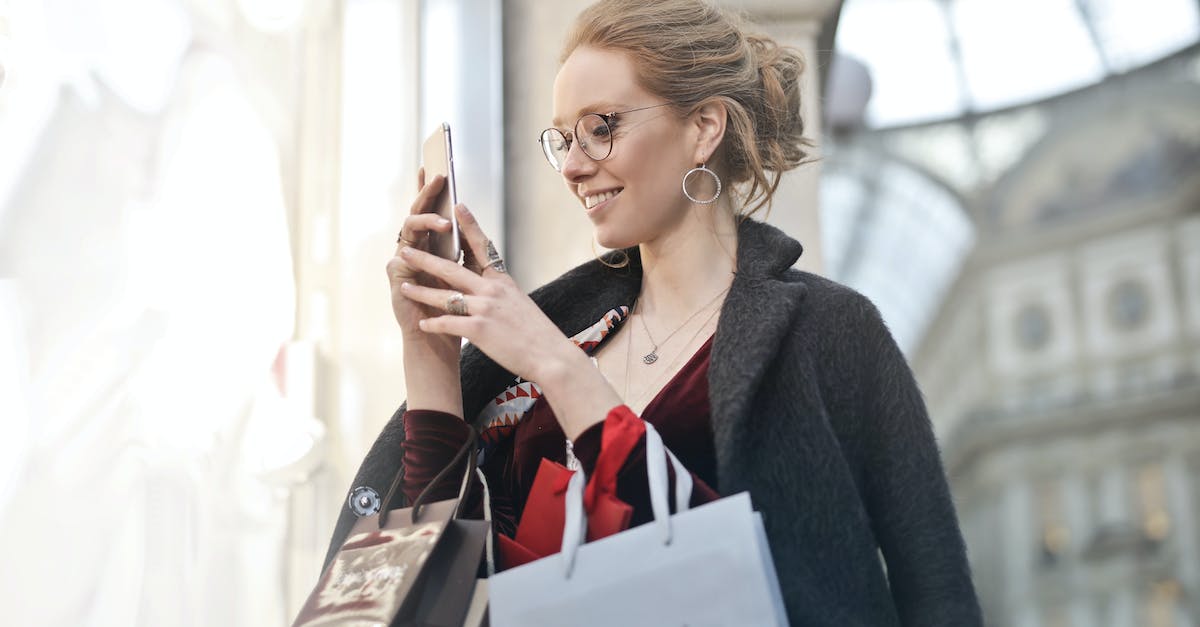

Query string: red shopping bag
497 410 647 569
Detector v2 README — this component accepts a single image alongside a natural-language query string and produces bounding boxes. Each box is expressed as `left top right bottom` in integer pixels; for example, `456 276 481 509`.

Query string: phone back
421 124 461 261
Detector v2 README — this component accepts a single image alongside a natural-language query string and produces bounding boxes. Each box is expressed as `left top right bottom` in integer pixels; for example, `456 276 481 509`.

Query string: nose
560 140 595 183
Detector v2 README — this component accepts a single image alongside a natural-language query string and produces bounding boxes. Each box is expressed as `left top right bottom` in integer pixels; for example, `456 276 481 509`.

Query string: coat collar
460 218 810 442
708 220 808 478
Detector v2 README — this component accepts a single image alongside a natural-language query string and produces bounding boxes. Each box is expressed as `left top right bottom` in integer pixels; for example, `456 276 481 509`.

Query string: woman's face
551 46 699 249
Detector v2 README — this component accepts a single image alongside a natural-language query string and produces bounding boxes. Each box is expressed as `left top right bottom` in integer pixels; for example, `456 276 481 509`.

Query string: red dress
398 311 720 569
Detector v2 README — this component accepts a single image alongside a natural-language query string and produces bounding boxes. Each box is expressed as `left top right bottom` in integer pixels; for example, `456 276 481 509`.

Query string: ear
689 99 728 165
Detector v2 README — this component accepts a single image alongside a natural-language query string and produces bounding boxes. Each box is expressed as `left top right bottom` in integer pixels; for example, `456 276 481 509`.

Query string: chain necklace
635 286 730 365
623 300 722 409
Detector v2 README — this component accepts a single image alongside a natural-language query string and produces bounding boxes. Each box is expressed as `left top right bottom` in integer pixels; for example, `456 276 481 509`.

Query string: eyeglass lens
539 113 613 171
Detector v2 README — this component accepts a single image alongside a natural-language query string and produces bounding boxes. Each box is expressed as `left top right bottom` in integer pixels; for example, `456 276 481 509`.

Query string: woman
324 0 982 624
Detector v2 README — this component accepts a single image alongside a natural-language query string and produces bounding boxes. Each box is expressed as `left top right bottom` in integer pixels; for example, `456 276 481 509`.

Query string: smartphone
421 122 461 261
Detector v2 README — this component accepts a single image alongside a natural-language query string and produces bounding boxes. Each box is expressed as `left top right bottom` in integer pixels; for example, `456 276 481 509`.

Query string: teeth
585 189 621 209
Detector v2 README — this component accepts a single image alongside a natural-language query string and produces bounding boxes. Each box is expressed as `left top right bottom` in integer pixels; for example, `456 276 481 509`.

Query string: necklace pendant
642 352 659 365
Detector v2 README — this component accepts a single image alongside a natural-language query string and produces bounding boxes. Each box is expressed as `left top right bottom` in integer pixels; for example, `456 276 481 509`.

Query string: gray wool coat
323 218 983 626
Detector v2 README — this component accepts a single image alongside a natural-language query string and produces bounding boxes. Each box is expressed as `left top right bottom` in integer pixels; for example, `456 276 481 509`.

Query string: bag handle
645 421 692 534
560 421 692 577
377 425 478 528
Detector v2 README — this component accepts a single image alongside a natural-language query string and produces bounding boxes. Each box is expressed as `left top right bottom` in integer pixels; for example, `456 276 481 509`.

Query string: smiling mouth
584 188 623 209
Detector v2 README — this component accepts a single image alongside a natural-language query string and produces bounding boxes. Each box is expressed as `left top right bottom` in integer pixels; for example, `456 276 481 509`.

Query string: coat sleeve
848 297 984 626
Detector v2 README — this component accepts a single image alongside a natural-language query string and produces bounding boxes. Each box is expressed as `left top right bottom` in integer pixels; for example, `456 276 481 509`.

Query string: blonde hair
561 0 812 217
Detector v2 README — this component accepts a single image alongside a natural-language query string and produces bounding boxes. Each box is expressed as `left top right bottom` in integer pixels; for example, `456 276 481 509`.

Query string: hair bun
745 34 808 181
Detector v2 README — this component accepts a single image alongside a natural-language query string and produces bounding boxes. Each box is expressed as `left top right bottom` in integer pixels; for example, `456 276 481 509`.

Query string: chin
592 226 639 252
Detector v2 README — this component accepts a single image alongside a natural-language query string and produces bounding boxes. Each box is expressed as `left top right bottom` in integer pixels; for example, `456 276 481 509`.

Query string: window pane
822 157 974 353
953 0 1106 109
836 0 965 127
1084 0 1200 72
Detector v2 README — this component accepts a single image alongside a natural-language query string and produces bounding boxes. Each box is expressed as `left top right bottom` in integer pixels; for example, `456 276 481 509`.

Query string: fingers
409 173 445 217
399 281 486 315
455 204 507 276
399 245 487 294
400 281 482 337
418 314 476 337
399 213 453 240
386 255 417 288
417 166 425 190
395 212 453 256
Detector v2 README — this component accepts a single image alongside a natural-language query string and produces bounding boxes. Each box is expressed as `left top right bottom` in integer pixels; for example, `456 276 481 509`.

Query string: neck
636 202 738 321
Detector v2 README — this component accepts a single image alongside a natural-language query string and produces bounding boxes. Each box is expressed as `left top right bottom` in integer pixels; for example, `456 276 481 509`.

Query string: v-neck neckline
630 332 715 417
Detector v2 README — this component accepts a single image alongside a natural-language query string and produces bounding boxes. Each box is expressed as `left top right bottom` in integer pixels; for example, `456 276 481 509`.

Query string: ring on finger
397 231 420 247
446 291 469 316
485 240 507 274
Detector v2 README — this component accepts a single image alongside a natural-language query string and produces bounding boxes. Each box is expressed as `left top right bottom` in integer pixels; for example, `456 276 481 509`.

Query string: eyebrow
551 102 625 128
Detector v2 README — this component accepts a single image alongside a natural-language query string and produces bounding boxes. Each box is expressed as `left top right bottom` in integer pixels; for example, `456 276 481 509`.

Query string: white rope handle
559 421 694 577
560 469 588 578
475 467 496 578
672 447 693 515
645 422 693 545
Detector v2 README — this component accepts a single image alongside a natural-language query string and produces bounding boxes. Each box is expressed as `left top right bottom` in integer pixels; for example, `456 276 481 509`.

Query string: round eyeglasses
538 103 672 172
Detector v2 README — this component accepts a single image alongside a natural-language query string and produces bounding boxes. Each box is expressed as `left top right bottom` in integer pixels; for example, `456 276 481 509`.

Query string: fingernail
418 319 427 330
457 204 471 218
400 247 413 257
437 218 450 227
400 282 411 291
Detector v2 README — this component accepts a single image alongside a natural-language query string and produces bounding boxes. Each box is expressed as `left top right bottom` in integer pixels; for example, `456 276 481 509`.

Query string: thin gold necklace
635 286 729 365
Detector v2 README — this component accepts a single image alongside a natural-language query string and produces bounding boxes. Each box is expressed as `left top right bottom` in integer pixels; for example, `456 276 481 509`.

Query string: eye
576 114 613 144
584 121 612 143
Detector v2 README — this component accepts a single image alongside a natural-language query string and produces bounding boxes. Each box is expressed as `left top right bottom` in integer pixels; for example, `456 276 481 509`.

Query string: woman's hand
387 169 465 417
396 203 623 438
388 170 458 335
396 203 576 382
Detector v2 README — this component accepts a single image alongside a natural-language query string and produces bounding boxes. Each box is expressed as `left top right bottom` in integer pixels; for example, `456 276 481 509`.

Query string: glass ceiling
820 148 975 355
822 0 1200 356
835 0 1200 128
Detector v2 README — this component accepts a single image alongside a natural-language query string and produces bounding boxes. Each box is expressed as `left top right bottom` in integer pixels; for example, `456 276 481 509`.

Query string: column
1003 477 1036 623
1164 453 1198 621
724 0 839 275
502 0 597 290
286 0 347 616
292 0 346 452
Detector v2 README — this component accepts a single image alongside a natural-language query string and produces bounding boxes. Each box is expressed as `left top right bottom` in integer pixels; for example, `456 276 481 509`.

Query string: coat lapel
708 220 808 479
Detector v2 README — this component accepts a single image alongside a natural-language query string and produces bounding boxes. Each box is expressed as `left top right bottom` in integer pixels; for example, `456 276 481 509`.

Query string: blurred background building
0 0 1196 625
820 3 1200 626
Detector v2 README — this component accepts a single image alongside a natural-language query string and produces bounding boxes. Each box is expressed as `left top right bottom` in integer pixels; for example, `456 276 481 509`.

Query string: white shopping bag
489 422 788 627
